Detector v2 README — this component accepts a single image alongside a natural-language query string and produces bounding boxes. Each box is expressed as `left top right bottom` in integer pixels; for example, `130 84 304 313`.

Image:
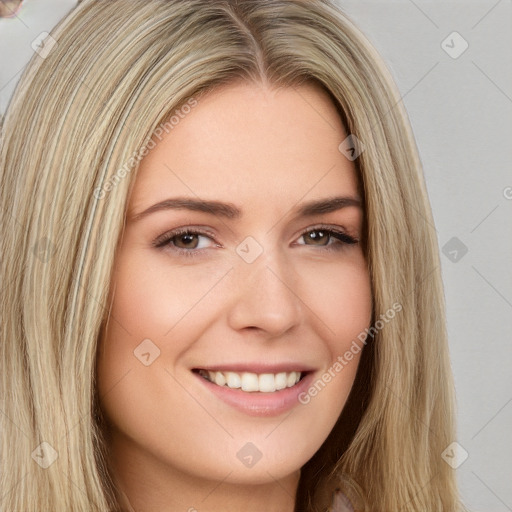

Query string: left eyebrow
128 195 362 223
295 195 362 216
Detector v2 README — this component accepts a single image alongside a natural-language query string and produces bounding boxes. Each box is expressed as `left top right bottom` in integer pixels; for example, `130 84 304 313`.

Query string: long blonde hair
1 1 464 510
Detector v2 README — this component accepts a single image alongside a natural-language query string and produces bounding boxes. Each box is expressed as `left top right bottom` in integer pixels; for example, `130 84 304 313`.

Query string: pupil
308 230 327 244
178 233 197 248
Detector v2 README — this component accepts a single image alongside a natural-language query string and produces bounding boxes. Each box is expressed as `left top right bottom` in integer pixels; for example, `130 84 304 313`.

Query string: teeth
259 374 276 393
241 372 259 392
275 372 287 390
287 372 298 387
198 369 303 393
214 372 226 387
225 372 241 389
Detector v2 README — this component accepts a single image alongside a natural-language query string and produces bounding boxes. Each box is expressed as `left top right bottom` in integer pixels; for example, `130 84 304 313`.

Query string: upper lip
192 363 316 374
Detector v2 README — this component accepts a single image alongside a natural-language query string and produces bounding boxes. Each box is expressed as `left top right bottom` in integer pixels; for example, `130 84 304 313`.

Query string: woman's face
97 82 372 499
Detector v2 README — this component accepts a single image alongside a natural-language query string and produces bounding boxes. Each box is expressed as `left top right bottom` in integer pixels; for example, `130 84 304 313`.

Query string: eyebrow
129 195 362 222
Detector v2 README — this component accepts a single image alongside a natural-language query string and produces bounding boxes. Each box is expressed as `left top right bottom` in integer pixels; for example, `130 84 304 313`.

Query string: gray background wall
1 1 511 511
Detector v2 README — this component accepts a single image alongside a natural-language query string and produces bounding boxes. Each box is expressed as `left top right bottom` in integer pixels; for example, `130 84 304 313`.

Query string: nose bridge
226 238 303 336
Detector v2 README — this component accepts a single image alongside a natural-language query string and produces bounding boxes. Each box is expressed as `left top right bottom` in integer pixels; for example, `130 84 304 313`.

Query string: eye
152 225 359 259
152 228 218 257
296 226 358 250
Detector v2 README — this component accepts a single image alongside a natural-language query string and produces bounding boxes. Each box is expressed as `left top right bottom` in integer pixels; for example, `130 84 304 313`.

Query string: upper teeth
198 370 302 393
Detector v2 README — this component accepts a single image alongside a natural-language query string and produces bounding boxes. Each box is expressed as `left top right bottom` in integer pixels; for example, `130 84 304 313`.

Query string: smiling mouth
193 369 307 393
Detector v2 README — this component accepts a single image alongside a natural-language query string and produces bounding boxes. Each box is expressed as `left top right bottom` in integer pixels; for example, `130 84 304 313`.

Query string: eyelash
152 225 358 259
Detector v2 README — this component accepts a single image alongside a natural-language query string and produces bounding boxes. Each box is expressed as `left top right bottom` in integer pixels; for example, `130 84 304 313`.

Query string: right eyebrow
129 195 362 223
129 198 241 222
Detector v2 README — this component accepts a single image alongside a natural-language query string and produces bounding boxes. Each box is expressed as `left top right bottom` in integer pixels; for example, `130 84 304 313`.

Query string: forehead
128 82 359 215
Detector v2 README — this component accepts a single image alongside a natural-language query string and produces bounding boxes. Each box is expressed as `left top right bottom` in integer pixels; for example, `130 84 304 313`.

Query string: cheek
96 247 232 402
108 253 175 336
291 253 371 408
106 250 229 341
95 244 373 483
297 252 372 345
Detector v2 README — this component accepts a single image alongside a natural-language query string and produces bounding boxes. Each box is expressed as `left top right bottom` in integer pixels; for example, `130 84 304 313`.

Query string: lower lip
193 371 315 417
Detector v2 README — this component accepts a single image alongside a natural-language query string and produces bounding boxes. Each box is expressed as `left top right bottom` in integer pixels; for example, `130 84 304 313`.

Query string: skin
96 81 372 512
0 0 23 18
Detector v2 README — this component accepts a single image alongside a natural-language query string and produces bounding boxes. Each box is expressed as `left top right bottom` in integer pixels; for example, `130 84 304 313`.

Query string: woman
0 0 465 510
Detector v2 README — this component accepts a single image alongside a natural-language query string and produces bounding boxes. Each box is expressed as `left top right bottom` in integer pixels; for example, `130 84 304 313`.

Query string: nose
226 246 304 338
